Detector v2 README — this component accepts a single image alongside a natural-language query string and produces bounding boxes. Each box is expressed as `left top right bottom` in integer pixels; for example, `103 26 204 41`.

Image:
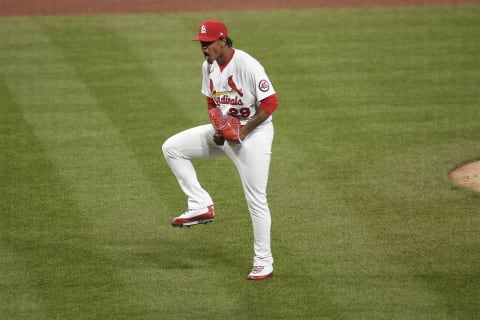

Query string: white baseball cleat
246 265 274 281
171 205 215 227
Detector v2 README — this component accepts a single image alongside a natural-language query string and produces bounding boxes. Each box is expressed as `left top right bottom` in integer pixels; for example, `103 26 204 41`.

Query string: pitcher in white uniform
162 20 279 281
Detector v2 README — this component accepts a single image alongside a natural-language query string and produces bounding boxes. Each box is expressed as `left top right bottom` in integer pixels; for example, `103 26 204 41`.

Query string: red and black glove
208 108 241 144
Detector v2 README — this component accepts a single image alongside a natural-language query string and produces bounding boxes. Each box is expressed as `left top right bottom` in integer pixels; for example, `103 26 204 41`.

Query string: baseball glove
208 108 241 143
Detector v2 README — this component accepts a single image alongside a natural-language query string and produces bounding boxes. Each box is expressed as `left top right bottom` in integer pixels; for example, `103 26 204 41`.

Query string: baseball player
162 20 279 280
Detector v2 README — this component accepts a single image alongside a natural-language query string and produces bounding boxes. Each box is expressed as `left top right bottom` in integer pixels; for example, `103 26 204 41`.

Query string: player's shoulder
234 49 257 62
233 49 263 68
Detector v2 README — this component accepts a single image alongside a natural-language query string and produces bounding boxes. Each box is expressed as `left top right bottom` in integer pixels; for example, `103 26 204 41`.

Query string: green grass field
1 5 480 320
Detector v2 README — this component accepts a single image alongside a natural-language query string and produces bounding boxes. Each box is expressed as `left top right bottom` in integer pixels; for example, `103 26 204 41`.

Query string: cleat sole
171 217 215 228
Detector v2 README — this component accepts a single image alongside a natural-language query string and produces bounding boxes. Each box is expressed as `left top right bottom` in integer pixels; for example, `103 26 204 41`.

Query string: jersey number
228 107 251 118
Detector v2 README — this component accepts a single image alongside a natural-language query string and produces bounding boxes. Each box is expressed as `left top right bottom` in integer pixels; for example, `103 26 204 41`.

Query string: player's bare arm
240 94 279 140
239 109 270 140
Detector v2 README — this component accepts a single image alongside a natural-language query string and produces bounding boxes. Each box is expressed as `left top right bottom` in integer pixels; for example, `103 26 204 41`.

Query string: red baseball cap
193 20 228 42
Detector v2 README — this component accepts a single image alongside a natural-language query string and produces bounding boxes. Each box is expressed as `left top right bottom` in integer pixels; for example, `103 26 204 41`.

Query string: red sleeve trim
259 94 279 114
207 97 216 110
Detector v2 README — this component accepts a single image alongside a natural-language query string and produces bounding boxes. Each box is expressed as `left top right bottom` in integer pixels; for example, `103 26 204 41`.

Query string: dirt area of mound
449 161 480 192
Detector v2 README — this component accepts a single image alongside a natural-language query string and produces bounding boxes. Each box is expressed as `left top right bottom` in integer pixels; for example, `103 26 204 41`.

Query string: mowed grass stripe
0 75 48 318
0 73 129 318
0 18 176 318
0 18 161 235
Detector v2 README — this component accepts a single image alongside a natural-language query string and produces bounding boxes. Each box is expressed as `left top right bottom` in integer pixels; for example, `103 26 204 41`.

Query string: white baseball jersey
201 49 276 125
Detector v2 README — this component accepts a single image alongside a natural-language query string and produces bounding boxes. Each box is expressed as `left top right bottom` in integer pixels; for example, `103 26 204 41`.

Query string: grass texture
1 5 479 320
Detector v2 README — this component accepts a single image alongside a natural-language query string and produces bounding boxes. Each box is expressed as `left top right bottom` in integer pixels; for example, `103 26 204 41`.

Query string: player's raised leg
162 124 224 226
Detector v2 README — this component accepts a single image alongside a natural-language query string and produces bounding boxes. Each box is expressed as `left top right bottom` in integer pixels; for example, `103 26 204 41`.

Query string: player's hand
239 126 248 142
213 132 225 145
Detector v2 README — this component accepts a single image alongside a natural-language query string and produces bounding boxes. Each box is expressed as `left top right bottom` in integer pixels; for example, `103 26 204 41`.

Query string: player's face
200 39 223 64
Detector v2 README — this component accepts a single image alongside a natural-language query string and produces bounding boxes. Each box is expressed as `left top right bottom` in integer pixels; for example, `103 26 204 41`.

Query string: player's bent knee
162 139 175 158
162 137 186 160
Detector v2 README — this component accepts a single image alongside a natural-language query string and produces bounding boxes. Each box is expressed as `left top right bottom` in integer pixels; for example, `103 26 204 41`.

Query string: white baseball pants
162 121 274 267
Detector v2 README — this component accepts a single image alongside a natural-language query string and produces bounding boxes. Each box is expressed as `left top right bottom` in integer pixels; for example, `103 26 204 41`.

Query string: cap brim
193 35 219 42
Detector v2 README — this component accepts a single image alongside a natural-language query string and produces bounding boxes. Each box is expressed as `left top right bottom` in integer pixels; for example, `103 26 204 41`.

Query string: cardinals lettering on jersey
210 76 244 107
214 95 244 106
